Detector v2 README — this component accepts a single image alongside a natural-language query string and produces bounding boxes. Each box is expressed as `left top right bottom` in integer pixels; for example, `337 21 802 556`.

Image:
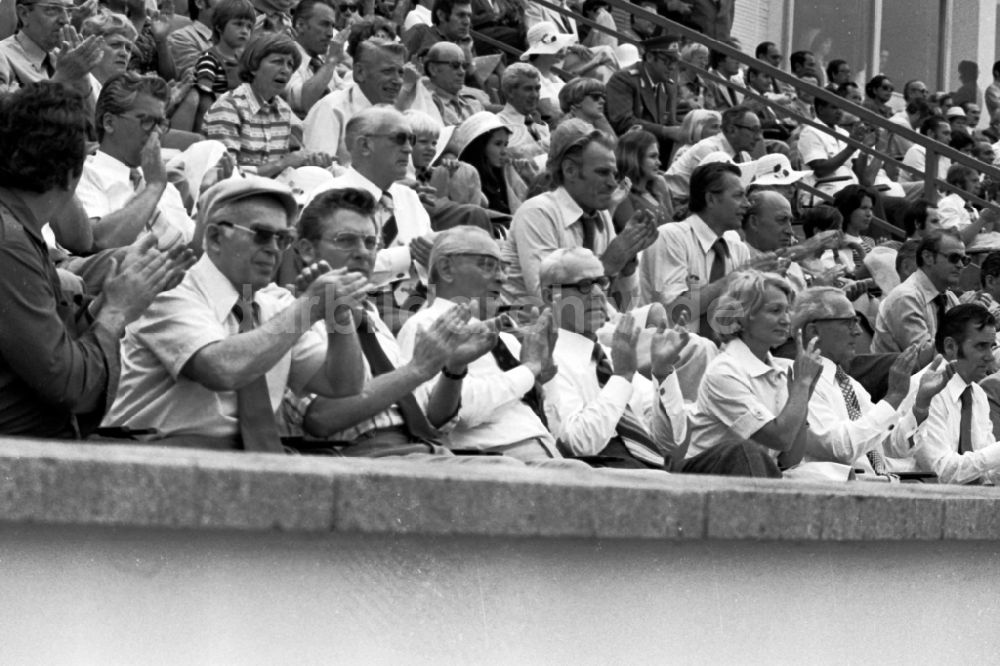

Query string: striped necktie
834 365 887 475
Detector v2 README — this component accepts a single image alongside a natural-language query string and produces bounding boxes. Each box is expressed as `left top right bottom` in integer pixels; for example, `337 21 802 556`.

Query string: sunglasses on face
322 231 380 251
217 221 295 249
555 275 611 295
585 92 606 102
938 251 972 266
338 3 359 11
431 60 471 71
367 131 416 146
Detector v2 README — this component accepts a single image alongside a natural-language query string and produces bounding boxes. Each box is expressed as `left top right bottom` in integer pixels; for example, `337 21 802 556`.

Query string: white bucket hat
696 150 754 188
447 111 512 159
520 21 577 60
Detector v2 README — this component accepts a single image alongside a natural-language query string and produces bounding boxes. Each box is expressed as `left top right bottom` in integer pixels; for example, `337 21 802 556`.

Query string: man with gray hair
303 37 409 163
497 62 550 162
791 286 944 478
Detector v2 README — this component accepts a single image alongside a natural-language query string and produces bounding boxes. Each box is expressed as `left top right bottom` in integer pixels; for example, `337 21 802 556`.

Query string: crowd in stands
8 0 1000 486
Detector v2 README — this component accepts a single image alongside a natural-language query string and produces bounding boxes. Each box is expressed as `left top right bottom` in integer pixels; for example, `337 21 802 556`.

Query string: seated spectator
790 50 820 81
742 65 792 140
959 251 1000 322
606 35 684 159
683 270 819 477
703 41 742 110
677 41 709 113
624 0 663 43
962 101 982 131
282 187 505 459
453 110 530 216
979 109 1000 144
664 104 759 205
0 82 192 437
950 128 975 155
252 0 294 36
524 0 578 39
469 0 523 55
797 95 877 202
862 75 894 118
612 128 673 231
303 37 406 164
787 74 819 122
556 77 615 138
832 184 877 274
404 0 432 31
520 22 576 121
118 0 178 81
80 10 137 100
580 0 616 49
641 162 753 339
285 0 342 116
407 109 483 206
947 105 970 137
938 164 987 243
204 32 332 176
670 108 722 160
503 120 658 308
792 287 932 477
826 59 853 91
496 62 551 163
900 115 952 185
0 0 98 95
104 176 368 448
404 0 475 62
540 247 690 469
872 230 963 353
166 0 214 79
912 304 1000 484
902 198 942 241
67 73 195 293
887 98 931 159
742 189 808 292
973 140 996 165
396 227 572 464
423 40 483 126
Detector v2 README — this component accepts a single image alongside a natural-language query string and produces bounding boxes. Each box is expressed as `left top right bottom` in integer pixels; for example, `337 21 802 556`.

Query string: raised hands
610 313 640 381
885 343 921 406
54 27 104 83
790 331 823 394
296 261 373 326
914 355 956 414
650 311 691 382
602 208 658 276
101 234 196 326
410 234 435 268
520 308 558 384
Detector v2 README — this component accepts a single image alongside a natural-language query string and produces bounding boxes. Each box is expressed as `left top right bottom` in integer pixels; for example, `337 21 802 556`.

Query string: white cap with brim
946 106 967 119
448 111 511 159
520 21 577 60
198 174 299 229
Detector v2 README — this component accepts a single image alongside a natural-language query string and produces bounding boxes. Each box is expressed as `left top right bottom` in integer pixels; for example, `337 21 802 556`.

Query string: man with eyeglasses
791 287 944 480
664 104 759 204
280 187 512 460
423 41 482 126
105 176 371 451
539 247 692 470
303 37 408 164
64 73 195 295
0 0 104 95
606 35 685 161
872 229 964 354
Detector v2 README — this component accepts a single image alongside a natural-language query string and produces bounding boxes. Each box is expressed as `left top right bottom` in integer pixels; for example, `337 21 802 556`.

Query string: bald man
741 189 808 293
424 41 484 126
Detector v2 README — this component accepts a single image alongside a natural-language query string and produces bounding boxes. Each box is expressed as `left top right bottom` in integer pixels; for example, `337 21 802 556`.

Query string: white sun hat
520 21 577 60
748 153 810 187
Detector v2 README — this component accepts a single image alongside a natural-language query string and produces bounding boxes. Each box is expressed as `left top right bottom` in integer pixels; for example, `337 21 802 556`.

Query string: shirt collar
0 186 44 244
686 213 722 254
912 268 943 299
90 150 131 180
189 254 243 323
427 79 458 101
554 186 585 227
501 103 526 123
943 371 973 404
194 21 212 39
725 338 787 379
555 327 598 359
340 167 383 198
15 31 50 65
349 82 373 108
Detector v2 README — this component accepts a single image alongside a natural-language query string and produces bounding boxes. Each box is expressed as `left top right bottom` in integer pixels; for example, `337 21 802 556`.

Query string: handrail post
924 146 938 203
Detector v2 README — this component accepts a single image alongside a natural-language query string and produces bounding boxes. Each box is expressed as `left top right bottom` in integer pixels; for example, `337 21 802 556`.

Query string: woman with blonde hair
81 10 139 99
670 109 722 161
682 270 824 477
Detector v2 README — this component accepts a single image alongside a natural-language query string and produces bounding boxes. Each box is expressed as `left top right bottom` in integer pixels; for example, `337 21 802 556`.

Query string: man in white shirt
541 247 690 469
937 163 985 243
285 0 342 116
872 229 964 353
403 0 432 31
900 115 952 184
397 227 579 465
663 104 758 203
503 118 657 307
797 95 877 201
913 304 1000 484
104 177 370 450
741 189 808 293
303 38 406 164
640 161 754 338
496 62 551 163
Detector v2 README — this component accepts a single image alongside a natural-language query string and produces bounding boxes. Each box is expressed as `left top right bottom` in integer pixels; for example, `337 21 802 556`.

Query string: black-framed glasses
937 251 971 266
117 113 168 133
430 60 471 71
811 315 861 330
555 275 611 295
217 221 295 249
733 123 763 135
367 131 416 146
322 231 380 251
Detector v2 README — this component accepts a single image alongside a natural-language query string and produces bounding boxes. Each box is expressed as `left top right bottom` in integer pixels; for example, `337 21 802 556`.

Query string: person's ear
944 336 959 358
100 112 116 139
296 238 316 265
562 159 580 182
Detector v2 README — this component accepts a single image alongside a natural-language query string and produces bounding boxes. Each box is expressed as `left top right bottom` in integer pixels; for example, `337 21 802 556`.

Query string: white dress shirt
285 41 343 115
686 338 791 461
663 133 746 201
496 103 550 163
503 186 636 305
639 212 751 308
104 255 328 437
328 167 432 289
797 122 857 197
900 144 950 185
937 192 977 231
913 373 1000 485
403 4 432 30
547 328 686 460
75 150 194 250
302 83 373 164
396 297 558 457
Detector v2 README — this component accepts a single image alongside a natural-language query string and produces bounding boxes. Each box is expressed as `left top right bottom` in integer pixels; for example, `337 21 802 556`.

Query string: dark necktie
490 337 547 426
524 115 541 142
708 237 729 284
379 191 398 248
835 365 887 474
932 293 949 329
593 344 670 466
232 300 284 453
356 310 439 442
579 210 602 251
959 385 974 454
41 54 54 78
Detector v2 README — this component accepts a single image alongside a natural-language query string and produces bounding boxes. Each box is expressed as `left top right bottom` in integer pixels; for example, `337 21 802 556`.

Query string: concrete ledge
2 437 1000 540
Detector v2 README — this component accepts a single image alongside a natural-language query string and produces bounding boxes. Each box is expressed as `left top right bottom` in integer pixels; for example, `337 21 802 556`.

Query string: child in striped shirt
195 0 256 98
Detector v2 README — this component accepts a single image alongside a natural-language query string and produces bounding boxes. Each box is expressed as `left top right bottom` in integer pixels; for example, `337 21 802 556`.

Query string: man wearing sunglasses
606 35 686 161
872 229 964 354
540 248 692 470
424 41 482 126
0 0 104 95
105 177 371 451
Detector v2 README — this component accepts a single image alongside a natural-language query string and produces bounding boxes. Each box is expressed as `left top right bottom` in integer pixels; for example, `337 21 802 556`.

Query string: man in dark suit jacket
605 35 685 158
